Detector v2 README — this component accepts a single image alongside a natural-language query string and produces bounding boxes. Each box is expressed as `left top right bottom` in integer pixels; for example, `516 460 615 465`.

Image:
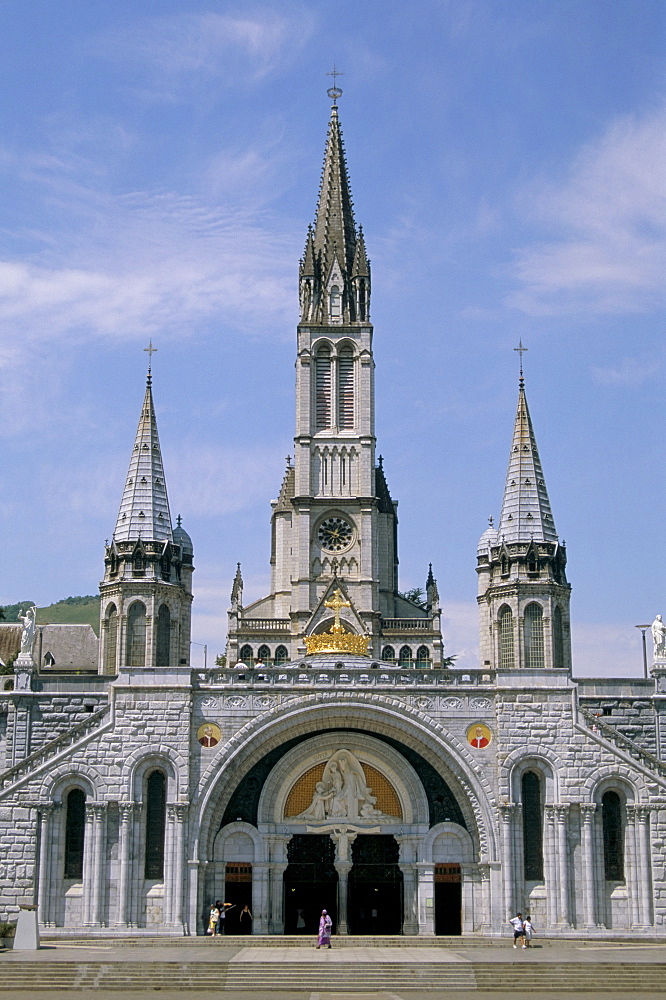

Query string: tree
397 587 428 610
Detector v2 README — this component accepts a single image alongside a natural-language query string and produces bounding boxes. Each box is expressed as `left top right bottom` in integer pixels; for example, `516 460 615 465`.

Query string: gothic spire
113 372 173 543
312 102 357 279
497 381 558 545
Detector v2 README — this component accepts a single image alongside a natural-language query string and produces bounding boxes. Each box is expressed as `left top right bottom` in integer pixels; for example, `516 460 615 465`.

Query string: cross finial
144 339 158 382
324 587 351 633
514 339 528 386
327 64 343 105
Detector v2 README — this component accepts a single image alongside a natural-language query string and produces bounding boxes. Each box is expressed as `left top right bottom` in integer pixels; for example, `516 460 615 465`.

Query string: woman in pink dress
317 909 332 949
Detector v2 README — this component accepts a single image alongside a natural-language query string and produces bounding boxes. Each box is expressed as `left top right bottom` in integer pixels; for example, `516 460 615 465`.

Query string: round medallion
197 722 221 747
467 723 492 749
317 516 354 552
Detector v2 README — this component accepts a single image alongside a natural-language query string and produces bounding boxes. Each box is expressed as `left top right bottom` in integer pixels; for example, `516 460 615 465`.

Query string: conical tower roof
113 373 173 543
497 381 558 545
312 102 357 279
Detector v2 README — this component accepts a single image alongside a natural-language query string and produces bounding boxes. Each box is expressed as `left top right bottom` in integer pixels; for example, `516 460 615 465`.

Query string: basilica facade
1 98 665 939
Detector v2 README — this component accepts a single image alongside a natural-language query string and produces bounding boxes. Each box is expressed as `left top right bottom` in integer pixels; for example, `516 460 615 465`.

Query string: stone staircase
0 959 664 992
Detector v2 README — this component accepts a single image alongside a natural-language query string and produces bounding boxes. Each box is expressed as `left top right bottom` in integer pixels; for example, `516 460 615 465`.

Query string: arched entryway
348 834 403 935
284 834 338 934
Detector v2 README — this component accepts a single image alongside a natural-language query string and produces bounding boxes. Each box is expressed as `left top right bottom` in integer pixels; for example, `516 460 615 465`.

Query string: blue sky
0 0 664 675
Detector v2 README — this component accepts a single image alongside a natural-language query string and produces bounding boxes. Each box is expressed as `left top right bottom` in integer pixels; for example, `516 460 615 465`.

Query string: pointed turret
99 365 193 674
113 372 172 543
497 382 558 545
477 369 571 672
299 98 369 325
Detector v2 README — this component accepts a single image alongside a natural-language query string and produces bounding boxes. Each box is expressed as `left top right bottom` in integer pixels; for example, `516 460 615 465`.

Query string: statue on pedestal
651 614 666 660
18 606 37 658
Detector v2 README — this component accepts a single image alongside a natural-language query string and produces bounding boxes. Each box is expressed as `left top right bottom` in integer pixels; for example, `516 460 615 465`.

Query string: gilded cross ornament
324 588 351 634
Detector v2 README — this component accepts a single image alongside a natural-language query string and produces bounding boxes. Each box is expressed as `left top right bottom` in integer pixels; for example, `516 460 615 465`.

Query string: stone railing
0 705 110 794
196 666 495 690
237 619 291 632
579 707 666 777
381 618 433 632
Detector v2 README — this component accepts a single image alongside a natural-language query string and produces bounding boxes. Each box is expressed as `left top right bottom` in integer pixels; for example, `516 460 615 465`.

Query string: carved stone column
634 805 653 928
543 805 557 929
83 803 107 927
625 805 640 927
269 863 287 933
335 861 352 935
36 804 54 926
579 804 597 928
499 803 517 920
252 863 270 934
399 865 418 935
555 804 571 927
415 862 435 935
115 803 134 927
167 804 187 928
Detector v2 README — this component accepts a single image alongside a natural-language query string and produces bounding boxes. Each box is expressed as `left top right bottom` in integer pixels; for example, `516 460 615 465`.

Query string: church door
348 835 403 935
434 864 462 935
283 834 338 934
223 864 253 935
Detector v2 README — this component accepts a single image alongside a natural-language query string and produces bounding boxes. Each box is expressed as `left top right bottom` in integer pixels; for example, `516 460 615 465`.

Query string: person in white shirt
509 912 524 948
523 915 534 947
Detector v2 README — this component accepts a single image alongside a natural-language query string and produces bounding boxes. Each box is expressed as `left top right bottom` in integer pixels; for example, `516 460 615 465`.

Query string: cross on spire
144 340 158 382
514 339 528 386
326 64 343 104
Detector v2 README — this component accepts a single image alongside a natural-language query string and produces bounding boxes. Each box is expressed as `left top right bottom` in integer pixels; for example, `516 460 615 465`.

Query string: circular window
317 516 354 552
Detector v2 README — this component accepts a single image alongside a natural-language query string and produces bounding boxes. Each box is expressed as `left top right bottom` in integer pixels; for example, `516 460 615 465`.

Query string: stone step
1 962 665 991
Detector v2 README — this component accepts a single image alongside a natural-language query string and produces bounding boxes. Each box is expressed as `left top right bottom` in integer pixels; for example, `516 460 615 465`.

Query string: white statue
18 606 37 657
652 615 666 659
295 749 398 824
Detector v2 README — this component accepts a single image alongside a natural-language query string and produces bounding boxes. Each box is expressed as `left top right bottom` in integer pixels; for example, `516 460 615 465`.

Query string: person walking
239 903 253 935
509 912 524 948
523 915 535 948
216 900 234 936
208 902 220 937
316 909 333 949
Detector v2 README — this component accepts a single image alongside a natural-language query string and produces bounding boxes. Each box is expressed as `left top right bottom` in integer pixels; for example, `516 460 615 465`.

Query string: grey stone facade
0 99 664 939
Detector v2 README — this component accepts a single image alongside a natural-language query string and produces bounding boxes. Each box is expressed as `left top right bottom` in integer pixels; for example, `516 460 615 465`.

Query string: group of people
207 901 253 936
509 912 535 948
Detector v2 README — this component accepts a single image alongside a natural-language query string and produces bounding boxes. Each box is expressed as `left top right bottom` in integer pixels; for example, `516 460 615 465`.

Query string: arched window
105 604 118 674
274 645 289 665
329 284 341 321
239 645 253 666
64 788 86 879
145 770 167 880
315 345 332 429
499 606 514 668
415 645 430 666
524 603 544 669
133 549 145 575
126 601 147 667
156 604 170 667
500 555 509 576
257 644 271 666
398 645 412 667
602 790 624 881
553 606 564 668
382 645 395 663
338 346 354 428
522 771 544 881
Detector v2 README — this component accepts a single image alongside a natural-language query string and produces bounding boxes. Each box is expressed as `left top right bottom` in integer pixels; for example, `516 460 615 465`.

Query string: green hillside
1 597 101 635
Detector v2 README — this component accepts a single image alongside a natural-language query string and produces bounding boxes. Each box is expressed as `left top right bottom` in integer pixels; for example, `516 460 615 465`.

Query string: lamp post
635 625 651 679
190 641 208 670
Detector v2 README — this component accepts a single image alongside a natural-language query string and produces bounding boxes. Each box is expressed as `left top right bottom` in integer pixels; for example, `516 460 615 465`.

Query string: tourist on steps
317 909 333 949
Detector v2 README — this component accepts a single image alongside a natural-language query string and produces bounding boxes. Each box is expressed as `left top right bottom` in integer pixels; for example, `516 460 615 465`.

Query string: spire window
126 601 147 667
522 771 544 881
105 604 118 674
329 285 342 322
315 346 332 429
144 770 167 880
553 606 565 668
338 347 354 428
156 604 170 667
64 788 86 880
524 603 544 669
602 790 624 881
499 606 514 668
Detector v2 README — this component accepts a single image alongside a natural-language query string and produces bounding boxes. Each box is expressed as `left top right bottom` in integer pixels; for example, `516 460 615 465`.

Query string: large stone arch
193 694 499 866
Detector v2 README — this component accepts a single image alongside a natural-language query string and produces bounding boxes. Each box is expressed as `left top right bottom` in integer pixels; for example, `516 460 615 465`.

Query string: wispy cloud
591 351 665 386
100 8 315 101
507 103 666 316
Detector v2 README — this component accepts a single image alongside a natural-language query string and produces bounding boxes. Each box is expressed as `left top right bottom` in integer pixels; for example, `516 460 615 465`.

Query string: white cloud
508 104 666 316
591 351 665 386
572 622 646 679
167 443 285 519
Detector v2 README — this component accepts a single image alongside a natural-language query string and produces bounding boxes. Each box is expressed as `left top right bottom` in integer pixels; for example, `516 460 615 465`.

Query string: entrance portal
434 864 462 935
224 864 253 935
348 835 403 935
284 834 338 935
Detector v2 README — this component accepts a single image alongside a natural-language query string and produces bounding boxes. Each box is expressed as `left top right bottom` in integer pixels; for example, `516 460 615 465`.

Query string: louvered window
524 603 544 668
338 347 354 428
499 606 514 668
315 347 332 429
